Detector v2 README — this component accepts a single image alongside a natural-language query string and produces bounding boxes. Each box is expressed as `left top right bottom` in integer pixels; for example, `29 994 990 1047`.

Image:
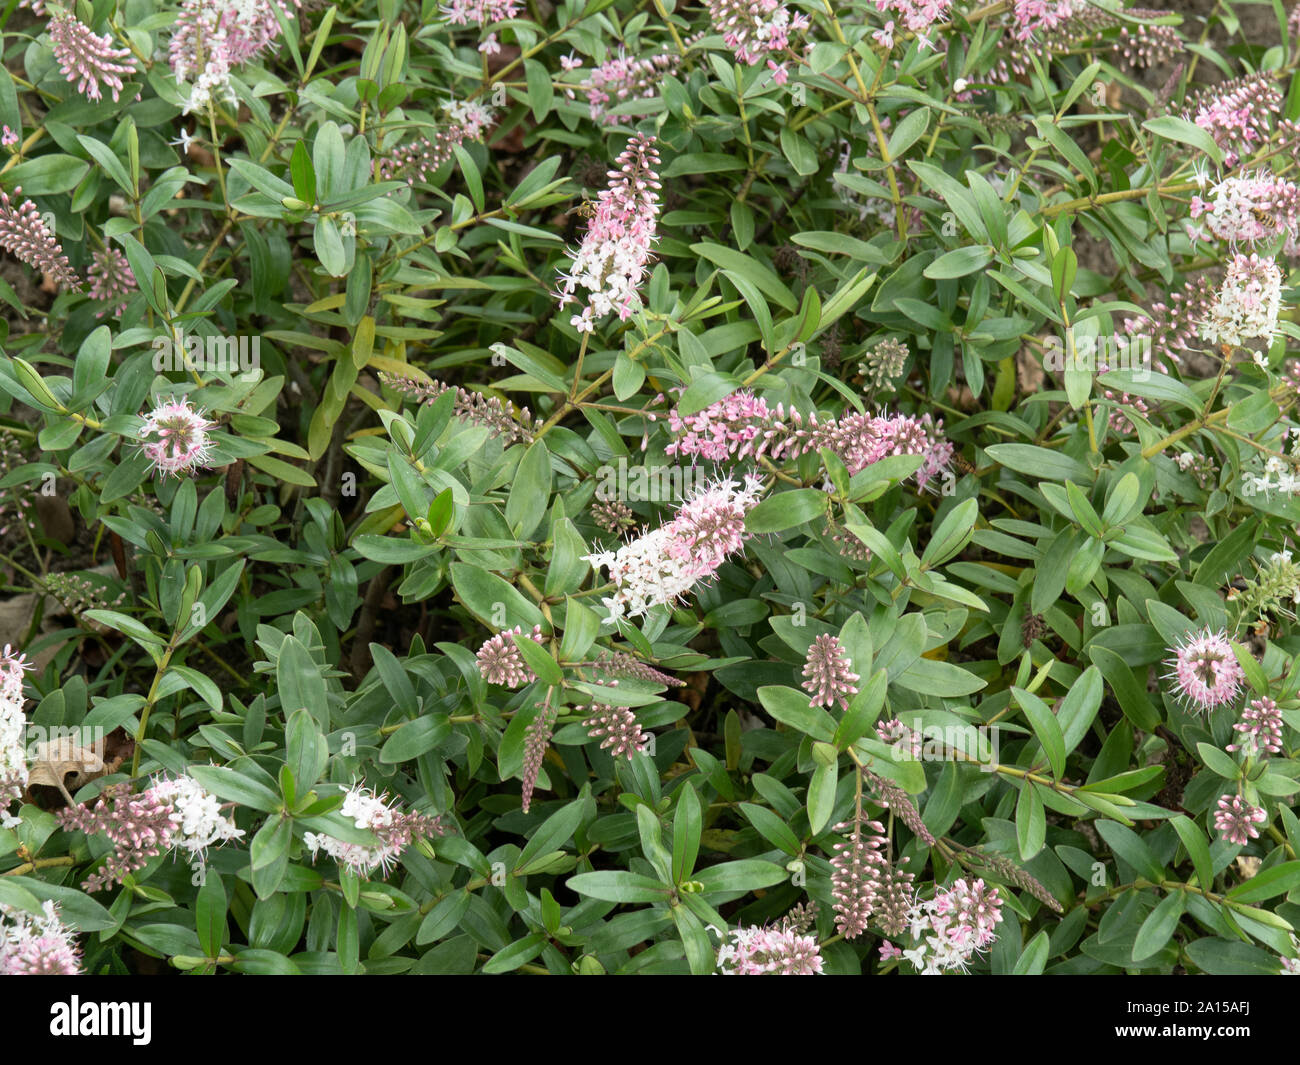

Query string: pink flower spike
1213 794 1267 846
802 634 859 711
49 12 136 103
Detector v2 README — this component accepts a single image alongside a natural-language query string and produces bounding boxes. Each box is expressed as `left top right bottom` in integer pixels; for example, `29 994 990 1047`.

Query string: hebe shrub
0 0 1297 978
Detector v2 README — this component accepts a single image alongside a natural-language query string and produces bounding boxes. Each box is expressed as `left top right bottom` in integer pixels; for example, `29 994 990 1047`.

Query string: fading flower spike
303 785 443 876
716 921 824 974
0 900 82 975
138 397 216 478
520 701 557 813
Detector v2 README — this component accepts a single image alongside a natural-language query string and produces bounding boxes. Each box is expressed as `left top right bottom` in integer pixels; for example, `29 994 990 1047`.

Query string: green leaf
1016 783 1046 859
695 859 788 895
985 443 1090 482
924 245 992 279
1141 115 1225 165
1132 891 1185 961
1171 814 1215 890
1095 819 1165 882
744 488 828 533
516 798 585 874
690 242 797 311
1196 742 1241 781
756 686 836 741
1225 861 1300 903
807 761 837 835
566 871 670 903
3 154 89 195
672 783 703 882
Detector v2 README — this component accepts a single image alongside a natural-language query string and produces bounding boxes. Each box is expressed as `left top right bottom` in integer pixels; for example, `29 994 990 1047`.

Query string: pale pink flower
1 126 17 147
440 0 521 24
1165 628 1245 712
1187 73 1282 170
0 187 80 289
802 634 859 711
476 624 545 686
56 775 242 892
872 20 896 47
1213 794 1267 846
873 0 951 33
1011 0 1074 40
138 397 215 477
48 12 136 103
87 247 136 316
169 0 300 114
583 475 764 620
303 785 443 876
877 717 922 759
0 900 81 975
478 32 500 55
716 923 823 974
903 878 1003 974
1228 696 1284 757
830 816 887 938
1196 172 1300 246
555 133 661 323
585 704 649 759
375 100 496 185
704 0 809 65
580 51 681 125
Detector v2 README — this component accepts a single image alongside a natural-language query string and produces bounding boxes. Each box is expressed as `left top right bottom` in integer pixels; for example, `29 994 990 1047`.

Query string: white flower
150 774 244 855
1200 253 1282 349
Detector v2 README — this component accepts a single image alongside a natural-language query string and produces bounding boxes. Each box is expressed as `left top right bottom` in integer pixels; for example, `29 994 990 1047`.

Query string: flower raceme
475 624 545 687
169 0 301 114
56 774 244 892
715 923 824 975
584 475 764 621
0 645 32 828
1199 253 1282 351
1190 172 1300 247
303 785 443 876
0 187 80 290
48 11 136 103
556 133 661 330
0 900 82 975
1213 794 1268 847
704 0 808 75
899 878 1004 974
658 388 954 491
802 634 859 711
579 51 682 125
